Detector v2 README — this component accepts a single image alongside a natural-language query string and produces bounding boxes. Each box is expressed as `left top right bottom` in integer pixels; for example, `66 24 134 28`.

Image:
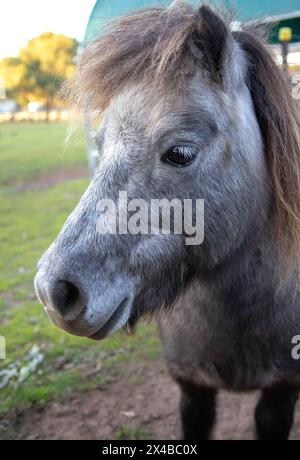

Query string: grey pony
35 3 300 439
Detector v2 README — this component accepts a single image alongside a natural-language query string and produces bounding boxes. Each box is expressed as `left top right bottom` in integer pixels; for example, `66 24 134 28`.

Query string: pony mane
66 2 230 117
67 1 300 276
233 27 300 277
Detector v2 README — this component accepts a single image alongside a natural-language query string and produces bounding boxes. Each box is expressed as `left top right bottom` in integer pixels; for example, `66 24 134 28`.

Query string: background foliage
0 33 77 110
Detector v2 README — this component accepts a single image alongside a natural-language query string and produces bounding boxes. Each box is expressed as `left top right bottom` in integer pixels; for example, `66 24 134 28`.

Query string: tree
0 32 78 117
0 57 26 105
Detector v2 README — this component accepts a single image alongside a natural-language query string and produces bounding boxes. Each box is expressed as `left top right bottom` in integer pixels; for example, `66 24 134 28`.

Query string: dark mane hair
67 1 300 276
68 2 203 115
233 27 300 276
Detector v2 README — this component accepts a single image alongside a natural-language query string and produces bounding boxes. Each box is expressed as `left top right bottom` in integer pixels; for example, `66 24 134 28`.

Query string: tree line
0 32 78 117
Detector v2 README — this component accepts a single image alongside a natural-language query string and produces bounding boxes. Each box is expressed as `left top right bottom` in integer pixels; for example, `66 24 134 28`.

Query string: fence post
85 121 99 177
0 335 6 360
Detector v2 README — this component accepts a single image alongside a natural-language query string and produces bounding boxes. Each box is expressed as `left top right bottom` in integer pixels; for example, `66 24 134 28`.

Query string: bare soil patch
2 165 88 192
2 359 300 440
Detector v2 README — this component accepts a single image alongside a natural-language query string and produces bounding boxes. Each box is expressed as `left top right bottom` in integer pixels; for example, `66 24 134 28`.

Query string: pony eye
162 146 196 167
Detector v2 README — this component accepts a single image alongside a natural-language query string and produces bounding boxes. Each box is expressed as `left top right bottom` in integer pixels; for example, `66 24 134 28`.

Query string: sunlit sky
1 0 300 63
0 0 96 58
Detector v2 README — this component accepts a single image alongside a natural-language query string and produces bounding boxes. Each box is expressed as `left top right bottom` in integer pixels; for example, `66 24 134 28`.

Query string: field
2 122 300 440
0 123 86 187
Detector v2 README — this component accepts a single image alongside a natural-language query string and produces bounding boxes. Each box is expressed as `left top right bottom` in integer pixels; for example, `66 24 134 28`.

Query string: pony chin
43 296 133 340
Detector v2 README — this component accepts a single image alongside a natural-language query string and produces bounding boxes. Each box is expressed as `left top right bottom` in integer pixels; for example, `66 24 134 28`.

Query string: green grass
0 122 87 188
0 122 161 416
114 424 151 440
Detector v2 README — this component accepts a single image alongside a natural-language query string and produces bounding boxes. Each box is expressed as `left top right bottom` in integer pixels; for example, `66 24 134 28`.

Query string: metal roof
85 1 300 44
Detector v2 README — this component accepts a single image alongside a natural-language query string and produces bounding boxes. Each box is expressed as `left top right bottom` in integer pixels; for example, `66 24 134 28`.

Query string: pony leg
255 383 299 440
178 380 216 440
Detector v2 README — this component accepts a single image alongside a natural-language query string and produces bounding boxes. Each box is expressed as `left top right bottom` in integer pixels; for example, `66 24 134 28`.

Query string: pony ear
196 5 232 85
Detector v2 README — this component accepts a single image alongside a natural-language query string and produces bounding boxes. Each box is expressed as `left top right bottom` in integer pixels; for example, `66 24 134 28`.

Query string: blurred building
0 99 18 113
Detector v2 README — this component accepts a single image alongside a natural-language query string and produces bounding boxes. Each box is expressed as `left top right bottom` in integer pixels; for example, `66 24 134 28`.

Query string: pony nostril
51 280 83 319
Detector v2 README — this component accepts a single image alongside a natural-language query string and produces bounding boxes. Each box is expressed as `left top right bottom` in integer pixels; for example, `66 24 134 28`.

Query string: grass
0 122 161 416
0 122 87 188
114 424 151 440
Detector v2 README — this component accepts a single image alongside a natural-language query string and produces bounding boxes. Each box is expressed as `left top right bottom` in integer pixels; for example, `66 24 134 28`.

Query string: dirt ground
4 165 88 192
3 359 300 440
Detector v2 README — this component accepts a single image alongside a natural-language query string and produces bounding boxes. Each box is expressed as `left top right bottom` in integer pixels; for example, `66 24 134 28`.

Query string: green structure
267 12 300 44
85 1 300 44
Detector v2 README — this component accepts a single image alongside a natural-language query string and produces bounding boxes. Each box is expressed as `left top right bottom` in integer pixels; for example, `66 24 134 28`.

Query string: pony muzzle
34 269 133 340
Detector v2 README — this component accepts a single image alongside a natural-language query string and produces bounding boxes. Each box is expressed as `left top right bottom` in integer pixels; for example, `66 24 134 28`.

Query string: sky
0 0 96 58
